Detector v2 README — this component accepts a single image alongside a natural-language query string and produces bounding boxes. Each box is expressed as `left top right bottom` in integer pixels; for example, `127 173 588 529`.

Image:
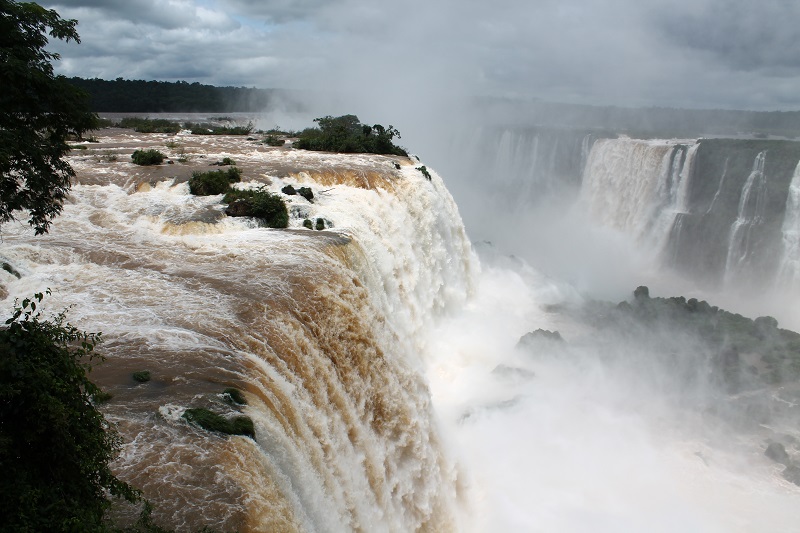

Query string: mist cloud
39 0 800 111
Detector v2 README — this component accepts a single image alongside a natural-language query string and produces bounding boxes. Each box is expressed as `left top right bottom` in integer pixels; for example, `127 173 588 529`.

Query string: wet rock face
765 442 791 465
516 329 565 353
782 465 800 486
666 139 800 289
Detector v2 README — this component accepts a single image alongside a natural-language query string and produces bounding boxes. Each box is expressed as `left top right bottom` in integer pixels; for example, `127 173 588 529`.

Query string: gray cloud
36 0 800 112
656 0 800 74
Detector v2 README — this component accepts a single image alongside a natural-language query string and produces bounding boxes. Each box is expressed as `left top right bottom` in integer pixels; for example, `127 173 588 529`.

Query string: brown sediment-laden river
0 127 476 532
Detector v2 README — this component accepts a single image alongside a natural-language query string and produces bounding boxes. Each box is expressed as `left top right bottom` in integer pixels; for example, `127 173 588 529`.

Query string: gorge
2 121 800 531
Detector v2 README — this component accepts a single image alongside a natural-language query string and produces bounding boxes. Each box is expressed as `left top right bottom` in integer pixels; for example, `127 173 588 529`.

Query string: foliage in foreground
223 188 289 228
0 0 98 234
188 167 242 195
294 114 408 156
0 291 139 531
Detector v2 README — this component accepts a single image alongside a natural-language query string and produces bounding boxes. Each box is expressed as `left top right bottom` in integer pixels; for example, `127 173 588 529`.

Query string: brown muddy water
0 129 476 532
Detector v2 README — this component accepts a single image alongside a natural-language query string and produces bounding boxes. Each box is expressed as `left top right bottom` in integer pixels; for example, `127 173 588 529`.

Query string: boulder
765 442 791 465
782 465 800 486
297 186 314 202
517 329 565 352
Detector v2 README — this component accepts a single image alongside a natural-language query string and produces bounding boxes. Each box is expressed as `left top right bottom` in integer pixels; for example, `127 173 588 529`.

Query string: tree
0 0 98 234
294 114 408 156
0 291 140 531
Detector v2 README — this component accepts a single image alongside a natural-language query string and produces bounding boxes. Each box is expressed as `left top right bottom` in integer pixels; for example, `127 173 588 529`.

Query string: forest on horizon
68 77 800 138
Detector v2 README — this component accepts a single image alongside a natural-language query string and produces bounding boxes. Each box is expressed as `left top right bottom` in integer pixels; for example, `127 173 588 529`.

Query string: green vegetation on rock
615 287 800 388
263 135 286 146
2 262 21 278
132 370 151 383
188 167 242 195
185 122 253 135
282 184 314 202
294 115 408 156
223 387 247 405
119 117 182 134
182 408 255 439
223 188 289 228
131 149 165 166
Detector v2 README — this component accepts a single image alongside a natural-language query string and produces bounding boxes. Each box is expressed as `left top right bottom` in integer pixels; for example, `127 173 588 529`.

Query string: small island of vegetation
294 114 408 156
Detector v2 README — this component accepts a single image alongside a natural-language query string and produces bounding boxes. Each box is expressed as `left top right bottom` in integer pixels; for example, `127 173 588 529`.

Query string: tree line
66 77 301 113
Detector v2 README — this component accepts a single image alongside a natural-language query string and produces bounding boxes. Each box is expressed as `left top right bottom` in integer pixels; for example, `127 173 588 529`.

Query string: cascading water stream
778 161 800 288
724 150 768 283
579 138 697 254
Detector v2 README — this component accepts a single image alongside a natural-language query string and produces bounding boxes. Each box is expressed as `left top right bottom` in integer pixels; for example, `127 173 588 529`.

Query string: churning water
2 128 799 531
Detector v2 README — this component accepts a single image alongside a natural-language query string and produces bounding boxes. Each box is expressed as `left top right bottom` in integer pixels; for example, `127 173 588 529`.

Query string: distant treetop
67 77 297 113
294 115 408 156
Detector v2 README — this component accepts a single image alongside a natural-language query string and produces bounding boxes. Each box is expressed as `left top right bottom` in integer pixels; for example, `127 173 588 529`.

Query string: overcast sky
38 0 800 112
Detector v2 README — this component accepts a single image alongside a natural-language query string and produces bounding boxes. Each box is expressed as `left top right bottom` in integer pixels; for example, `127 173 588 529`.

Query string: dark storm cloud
35 0 800 110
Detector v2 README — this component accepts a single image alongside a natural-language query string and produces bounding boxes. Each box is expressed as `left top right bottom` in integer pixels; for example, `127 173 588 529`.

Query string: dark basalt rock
182 408 255 439
517 329 564 351
782 465 800 486
765 442 791 465
491 364 536 379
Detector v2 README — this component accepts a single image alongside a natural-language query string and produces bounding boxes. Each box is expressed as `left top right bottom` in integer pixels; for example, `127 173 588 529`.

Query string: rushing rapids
0 130 476 532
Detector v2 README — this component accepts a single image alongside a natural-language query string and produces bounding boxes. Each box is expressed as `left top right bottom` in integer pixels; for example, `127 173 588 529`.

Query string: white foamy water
423 253 800 533
0 132 476 532
724 151 769 282
3 129 800 531
579 137 697 254
779 161 800 288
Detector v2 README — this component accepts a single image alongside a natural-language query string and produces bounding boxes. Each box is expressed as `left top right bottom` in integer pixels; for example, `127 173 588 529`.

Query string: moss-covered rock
2 262 21 279
131 149 165 166
297 187 313 202
282 184 313 202
223 387 247 405
188 167 242 196
132 371 151 383
182 408 255 439
223 188 288 228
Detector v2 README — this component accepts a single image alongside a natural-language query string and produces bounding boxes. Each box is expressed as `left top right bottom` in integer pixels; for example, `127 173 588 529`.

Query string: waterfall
779 160 800 288
724 150 768 282
442 126 592 208
0 136 477 532
705 156 730 215
579 137 697 254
